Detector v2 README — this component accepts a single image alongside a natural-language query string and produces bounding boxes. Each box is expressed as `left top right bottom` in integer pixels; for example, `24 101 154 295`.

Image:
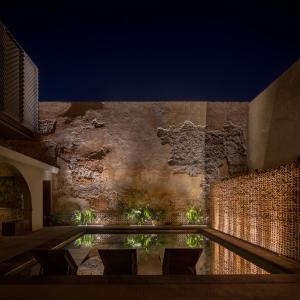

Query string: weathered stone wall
0 101 248 224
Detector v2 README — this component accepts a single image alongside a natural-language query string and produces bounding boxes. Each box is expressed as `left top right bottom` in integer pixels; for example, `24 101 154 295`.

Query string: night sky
1 1 299 101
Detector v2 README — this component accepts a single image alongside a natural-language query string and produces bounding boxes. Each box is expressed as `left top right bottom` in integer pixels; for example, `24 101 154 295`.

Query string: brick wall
211 162 300 261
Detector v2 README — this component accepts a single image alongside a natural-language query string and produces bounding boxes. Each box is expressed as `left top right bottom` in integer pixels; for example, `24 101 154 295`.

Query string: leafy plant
124 206 153 225
125 206 166 225
152 209 166 221
72 209 96 225
186 207 203 224
47 213 64 225
73 234 95 248
185 234 203 248
125 234 162 250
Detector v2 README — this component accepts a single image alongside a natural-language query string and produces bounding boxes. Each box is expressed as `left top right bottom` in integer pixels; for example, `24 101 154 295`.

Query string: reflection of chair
31 249 78 275
162 248 202 275
98 249 137 275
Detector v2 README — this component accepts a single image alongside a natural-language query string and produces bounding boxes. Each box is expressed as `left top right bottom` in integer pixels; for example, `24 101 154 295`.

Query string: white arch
0 146 59 230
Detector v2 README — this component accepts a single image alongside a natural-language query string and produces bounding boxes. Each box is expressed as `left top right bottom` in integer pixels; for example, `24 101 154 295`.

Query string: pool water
66 233 269 275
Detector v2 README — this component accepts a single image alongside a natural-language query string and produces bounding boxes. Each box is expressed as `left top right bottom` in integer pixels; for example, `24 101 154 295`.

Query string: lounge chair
98 249 137 275
31 248 78 276
162 248 203 275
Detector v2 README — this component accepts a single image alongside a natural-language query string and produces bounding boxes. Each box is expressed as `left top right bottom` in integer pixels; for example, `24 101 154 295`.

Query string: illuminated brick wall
211 242 268 274
211 162 300 262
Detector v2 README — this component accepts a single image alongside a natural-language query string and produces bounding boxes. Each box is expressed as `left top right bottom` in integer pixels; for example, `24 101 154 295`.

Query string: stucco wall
248 59 300 170
0 150 55 231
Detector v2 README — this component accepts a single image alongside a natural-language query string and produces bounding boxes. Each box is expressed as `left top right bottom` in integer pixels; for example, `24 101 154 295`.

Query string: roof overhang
0 145 59 174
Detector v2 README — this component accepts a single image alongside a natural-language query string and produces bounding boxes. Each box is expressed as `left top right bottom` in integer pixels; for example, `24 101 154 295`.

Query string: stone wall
0 101 248 224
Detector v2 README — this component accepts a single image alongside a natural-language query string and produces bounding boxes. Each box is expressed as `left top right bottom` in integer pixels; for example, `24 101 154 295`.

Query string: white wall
0 146 58 231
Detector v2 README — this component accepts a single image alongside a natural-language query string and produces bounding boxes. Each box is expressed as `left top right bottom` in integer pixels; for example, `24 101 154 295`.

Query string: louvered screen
23 53 38 131
0 24 4 110
2 28 20 122
0 22 38 133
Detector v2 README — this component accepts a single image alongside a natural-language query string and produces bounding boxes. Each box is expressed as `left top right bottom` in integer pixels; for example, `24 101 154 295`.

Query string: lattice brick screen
211 161 300 261
211 241 268 274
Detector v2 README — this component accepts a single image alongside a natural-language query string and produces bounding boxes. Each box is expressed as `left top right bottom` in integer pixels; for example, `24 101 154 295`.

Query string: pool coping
200 228 300 274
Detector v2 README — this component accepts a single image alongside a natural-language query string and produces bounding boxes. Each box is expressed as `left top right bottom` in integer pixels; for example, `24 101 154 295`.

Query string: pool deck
0 226 84 274
1 225 300 299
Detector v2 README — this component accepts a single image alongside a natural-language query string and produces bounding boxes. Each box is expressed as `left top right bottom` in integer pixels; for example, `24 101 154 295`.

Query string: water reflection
70 233 268 275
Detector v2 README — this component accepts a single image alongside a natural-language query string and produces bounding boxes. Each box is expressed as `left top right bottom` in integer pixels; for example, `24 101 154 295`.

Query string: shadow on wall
58 102 104 119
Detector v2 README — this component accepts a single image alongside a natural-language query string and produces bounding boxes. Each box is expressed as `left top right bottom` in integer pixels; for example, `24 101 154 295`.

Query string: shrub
72 209 96 225
186 207 202 224
47 213 64 225
124 206 153 225
124 206 166 225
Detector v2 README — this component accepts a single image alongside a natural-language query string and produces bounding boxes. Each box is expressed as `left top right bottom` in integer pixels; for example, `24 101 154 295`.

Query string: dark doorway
43 180 51 226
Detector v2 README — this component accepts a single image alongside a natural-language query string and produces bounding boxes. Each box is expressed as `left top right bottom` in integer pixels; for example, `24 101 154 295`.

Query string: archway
0 162 32 233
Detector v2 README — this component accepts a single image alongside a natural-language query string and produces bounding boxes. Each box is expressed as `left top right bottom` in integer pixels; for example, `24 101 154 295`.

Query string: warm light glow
211 162 300 261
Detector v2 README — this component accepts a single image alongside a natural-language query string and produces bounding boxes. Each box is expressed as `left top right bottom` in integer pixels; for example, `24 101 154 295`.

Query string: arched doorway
0 163 32 233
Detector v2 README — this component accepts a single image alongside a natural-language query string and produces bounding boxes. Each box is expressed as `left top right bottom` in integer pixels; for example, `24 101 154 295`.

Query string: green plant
48 213 64 225
152 209 166 221
125 234 162 250
72 209 96 225
73 234 95 248
124 206 154 225
186 207 202 224
185 234 203 248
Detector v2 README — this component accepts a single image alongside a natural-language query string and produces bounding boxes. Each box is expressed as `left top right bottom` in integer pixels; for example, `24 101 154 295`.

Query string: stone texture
38 119 57 135
0 101 248 224
157 121 206 176
91 119 105 128
157 121 247 216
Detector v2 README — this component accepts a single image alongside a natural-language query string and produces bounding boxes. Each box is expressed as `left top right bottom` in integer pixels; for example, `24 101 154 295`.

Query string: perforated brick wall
211 161 300 261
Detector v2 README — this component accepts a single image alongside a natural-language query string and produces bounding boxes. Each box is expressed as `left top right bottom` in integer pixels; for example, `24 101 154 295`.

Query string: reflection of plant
72 209 96 225
125 234 162 250
186 207 202 224
185 234 203 248
73 234 95 248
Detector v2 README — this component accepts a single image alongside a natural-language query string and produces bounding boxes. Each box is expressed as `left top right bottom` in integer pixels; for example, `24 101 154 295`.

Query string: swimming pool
65 232 269 275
